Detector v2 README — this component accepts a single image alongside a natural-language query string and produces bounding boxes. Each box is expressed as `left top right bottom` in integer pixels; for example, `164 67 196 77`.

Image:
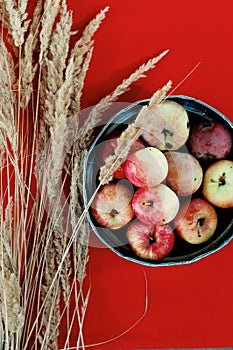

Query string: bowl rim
83 95 233 267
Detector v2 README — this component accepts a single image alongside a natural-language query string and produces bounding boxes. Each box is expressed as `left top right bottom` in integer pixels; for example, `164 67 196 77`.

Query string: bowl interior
83 96 233 266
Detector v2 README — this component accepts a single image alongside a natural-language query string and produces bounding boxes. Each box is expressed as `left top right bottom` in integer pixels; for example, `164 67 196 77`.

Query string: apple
188 122 232 161
174 198 218 244
132 184 179 225
126 221 174 260
91 182 134 229
165 151 203 196
202 160 233 208
141 100 190 150
124 147 168 187
102 137 144 179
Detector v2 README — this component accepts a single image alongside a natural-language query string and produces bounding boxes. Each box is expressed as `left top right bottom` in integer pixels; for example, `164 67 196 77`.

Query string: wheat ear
99 80 172 184
77 49 169 152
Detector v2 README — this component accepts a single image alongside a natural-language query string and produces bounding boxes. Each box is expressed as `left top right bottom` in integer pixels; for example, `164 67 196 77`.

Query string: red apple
141 100 190 150
174 198 218 244
132 184 179 225
102 137 144 178
91 182 134 229
202 160 233 208
124 147 168 187
188 122 232 161
165 151 203 196
127 221 174 260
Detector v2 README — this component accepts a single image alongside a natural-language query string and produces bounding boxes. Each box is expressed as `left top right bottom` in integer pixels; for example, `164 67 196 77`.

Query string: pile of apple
91 100 233 261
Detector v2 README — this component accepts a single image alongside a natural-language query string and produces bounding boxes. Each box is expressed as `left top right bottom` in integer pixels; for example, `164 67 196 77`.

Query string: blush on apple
91 182 134 229
188 122 232 161
124 147 168 187
165 151 203 196
141 100 190 150
202 160 233 208
102 137 144 179
174 198 218 244
126 221 174 260
132 184 179 225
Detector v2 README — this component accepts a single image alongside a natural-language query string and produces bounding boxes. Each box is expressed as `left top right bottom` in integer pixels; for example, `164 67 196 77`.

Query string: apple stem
149 235 156 245
210 172 226 187
201 122 213 129
110 209 118 218
218 172 226 186
143 201 154 207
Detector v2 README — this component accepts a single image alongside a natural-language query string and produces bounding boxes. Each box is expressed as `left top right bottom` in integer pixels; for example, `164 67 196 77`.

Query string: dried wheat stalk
0 274 24 334
20 0 43 108
0 34 16 155
68 7 109 117
39 0 60 63
0 1 9 27
4 0 30 47
69 50 169 238
0 0 171 348
37 2 74 345
0 201 24 347
39 236 60 350
0 314 4 349
99 80 172 184
35 4 111 348
77 49 169 152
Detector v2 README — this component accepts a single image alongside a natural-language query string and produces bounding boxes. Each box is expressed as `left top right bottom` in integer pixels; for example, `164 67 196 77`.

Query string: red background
65 0 233 348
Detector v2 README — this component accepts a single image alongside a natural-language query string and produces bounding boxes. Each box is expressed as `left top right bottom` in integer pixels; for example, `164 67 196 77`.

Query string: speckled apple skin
165 151 203 196
141 100 190 151
92 183 134 229
132 184 179 225
124 147 168 187
203 160 233 208
188 122 232 161
127 221 174 260
174 198 218 244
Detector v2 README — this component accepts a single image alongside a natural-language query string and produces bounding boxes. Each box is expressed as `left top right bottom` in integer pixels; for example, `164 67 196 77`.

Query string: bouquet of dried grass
0 1 170 349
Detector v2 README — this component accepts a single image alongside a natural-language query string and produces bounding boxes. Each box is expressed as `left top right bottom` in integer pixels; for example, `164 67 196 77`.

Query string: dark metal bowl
83 96 233 266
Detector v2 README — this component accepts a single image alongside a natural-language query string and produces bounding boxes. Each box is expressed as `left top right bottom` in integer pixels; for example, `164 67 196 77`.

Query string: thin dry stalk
75 286 90 349
38 7 110 331
69 51 170 240
77 49 169 152
69 153 85 230
99 80 172 184
0 314 3 349
37 0 76 313
36 5 80 343
0 1 172 349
